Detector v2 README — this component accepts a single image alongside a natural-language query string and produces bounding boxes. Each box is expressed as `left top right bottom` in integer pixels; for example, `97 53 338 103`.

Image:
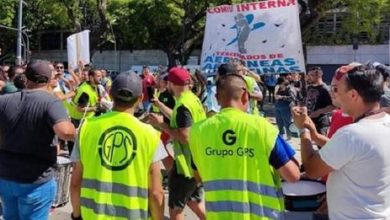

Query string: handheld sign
67 30 90 70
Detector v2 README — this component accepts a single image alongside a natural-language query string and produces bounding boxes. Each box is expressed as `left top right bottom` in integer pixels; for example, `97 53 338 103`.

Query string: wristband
71 213 83 220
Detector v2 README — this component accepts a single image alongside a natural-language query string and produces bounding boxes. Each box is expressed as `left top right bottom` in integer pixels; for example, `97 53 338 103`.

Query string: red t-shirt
142 74 156 102
327 109 353 138
322 109 353 182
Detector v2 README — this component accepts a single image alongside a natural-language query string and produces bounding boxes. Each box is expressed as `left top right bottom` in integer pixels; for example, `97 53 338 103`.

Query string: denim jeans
0 178 56 220
275 105 292 136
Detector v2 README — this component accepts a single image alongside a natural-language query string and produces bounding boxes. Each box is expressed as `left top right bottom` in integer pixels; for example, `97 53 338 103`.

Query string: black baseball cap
25 60 52 83
111 73 143 102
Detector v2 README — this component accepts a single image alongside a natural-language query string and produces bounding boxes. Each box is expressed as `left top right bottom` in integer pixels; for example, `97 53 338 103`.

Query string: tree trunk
165 48 177 70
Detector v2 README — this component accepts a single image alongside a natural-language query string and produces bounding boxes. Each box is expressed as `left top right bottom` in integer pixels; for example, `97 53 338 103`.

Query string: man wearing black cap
70 73 167 220
0 60 76 219
205 63 237 116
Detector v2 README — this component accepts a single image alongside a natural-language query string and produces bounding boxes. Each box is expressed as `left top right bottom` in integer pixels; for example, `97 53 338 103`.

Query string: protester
189 74 300 220
305 67 335 136
141 65 156 111
149 67 206 220
205 63 237 117
0 60 75 220
233 60 263 115
274 77 294 139
264 73 278 102
1 65 24 94
69 73 167 220
292 65 390 219
68 69 103 127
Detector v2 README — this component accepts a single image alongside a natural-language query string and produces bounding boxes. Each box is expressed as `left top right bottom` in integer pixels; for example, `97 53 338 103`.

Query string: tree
116 0 252 68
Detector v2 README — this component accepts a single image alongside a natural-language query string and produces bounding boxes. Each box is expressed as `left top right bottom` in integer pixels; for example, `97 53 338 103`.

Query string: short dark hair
216 74 247 100
88 69 100 77
345 68 383 103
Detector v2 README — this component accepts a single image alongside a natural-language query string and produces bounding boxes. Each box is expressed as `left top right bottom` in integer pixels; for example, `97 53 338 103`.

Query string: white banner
67 30 90 70
201 1 305 74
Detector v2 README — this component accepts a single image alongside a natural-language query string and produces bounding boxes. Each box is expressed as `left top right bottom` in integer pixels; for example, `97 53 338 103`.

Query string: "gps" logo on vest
98 126 137 171
222 130 236 145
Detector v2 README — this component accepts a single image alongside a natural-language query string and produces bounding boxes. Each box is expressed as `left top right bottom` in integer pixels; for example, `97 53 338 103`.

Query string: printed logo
227 13 265 53
222 129 237 145
98 126 137 171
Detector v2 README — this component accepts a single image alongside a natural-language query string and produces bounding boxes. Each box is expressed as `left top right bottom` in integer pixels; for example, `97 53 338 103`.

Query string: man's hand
150 97 161 107
292 106 310 129
148 113 164 127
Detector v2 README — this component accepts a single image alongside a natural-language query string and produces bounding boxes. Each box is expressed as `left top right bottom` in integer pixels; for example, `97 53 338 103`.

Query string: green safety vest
68 82 98 120
189 107 284 220
170 90 206 178
244 76 259 115
79 111 160 220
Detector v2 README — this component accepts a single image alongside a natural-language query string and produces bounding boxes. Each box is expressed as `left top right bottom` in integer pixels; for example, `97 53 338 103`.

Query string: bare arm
159 123 189 145
245 68 261 82
249 91 263 101
53 121 75 141
148 162 164 220
300 131 333 179
70 161 83 218
53 91 75 101
68 68 80 86
310 105 336 118
303 114 330 146
277 160 300 182
152 98 173 119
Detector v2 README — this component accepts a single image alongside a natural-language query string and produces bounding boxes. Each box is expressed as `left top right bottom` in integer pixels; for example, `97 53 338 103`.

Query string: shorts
168 163 203 209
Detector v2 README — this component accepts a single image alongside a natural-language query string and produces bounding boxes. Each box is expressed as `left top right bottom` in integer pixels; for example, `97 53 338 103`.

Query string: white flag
67 30 90 70
201 1 305 74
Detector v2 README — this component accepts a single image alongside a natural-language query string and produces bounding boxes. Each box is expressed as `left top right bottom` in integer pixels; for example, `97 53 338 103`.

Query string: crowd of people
0 57 389 220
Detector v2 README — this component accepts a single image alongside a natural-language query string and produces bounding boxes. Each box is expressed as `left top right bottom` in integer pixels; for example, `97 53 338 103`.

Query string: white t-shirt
319 113 390 219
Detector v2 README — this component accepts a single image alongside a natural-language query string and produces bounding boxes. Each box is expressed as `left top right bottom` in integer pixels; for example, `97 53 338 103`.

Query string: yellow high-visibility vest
189 107 284 220
79 111 160 220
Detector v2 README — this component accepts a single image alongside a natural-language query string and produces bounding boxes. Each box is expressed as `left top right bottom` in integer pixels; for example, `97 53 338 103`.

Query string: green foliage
1 0 390 63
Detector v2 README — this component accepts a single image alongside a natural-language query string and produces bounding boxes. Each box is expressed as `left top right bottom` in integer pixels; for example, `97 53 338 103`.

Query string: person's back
79 111 160 219
189 74 299 220
0 90 64 183
190 108 283 219
0 60 75 220
321 113 390 219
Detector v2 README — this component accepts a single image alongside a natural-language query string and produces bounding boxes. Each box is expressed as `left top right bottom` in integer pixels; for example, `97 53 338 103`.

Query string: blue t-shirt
269 135 295 169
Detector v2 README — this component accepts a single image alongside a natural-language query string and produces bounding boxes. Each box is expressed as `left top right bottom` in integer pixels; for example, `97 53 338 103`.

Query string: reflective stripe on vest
80 197 149 219
203 179 283 199
79 112 160 220
189 108 283 219
82 178 148 198
206 201 282 219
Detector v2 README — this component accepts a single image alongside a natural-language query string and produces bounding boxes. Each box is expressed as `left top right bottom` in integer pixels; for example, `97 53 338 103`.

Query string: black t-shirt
158 90 175 124
175 105 198 170
306 84 332 124
176 106 193 128
0 90 69 183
